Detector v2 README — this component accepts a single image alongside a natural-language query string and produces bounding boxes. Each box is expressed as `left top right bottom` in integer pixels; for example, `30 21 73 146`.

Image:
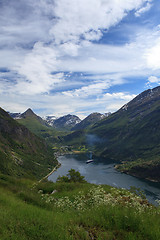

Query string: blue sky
0 0 160 119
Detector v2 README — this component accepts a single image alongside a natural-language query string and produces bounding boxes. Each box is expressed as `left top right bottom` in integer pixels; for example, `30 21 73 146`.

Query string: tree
56 169 86 183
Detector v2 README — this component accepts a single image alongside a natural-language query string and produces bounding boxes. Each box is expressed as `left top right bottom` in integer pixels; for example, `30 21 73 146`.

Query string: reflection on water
48 154 160 205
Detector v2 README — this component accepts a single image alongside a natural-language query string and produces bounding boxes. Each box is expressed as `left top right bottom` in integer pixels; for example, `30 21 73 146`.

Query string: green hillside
1 106 160 240
0 107 57 179
86 87 160 181
16 108 57 137
62 86 160 181
16 109 68 146
0 172 160 240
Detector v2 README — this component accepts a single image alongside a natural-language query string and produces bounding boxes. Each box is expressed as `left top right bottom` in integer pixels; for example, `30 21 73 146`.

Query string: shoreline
115 165 160 183
39 162 61 182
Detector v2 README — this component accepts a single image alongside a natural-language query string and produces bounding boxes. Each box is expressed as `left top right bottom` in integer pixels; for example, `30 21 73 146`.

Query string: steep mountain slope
0 107 57 179
9 112 21 119
10 109 69 147
11 108 59 140
17 108 49 127
53 114 81 130
87 86 160 181
72 112 110 131
10 108 49 125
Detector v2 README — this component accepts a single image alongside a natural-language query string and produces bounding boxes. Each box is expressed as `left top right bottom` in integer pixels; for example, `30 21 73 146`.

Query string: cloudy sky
0 0 160 118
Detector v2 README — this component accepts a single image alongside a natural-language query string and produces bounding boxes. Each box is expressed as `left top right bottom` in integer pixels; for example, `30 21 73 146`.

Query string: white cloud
0 0 157 116
145 40 160 70
10 0 151 96
0 90 136 119
50 0 150 44
146 75 160 87
62 76 127 98
61 42 147 73
148 76 160 83
135 1 152 17
98 92 136 112
0 0 151 96
13 42 64 94
60 42 80 56
102 92 136 101
63 82 108 98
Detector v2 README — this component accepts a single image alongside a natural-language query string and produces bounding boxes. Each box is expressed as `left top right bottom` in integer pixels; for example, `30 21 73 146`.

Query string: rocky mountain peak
121 86 160 114
72 112 110 131
53 114 81 130
21 108 36 118
43 115 57 126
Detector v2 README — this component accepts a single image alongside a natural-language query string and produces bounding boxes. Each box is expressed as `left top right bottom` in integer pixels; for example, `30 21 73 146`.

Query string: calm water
48 154 160 205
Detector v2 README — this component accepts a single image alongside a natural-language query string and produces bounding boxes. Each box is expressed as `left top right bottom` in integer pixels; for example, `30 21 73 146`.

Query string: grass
0 173 160 240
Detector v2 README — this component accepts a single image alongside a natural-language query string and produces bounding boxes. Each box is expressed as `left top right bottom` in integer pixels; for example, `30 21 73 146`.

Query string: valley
8 86 160 182
1 86 160 240
1 1 160 239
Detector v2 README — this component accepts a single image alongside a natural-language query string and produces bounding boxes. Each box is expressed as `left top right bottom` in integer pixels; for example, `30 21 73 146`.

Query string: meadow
0 172 160 240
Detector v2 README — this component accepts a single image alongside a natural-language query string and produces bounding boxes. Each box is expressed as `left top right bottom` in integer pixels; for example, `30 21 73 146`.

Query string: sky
0 0 160 119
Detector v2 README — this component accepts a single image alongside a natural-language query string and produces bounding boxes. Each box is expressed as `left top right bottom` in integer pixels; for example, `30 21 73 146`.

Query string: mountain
0 107 57 179
10 108 59 140
19 108 49 126
62 86 160 181
10 108 49 126
21 108 37 118
10 110 81 132
72 112 111 131
86 86 160 181
43 115 57 126
8 112 22 119
52 114 81 130
10 109 70 146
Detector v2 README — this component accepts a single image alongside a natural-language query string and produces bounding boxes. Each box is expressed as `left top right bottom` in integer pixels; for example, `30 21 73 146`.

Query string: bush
56 169 86 183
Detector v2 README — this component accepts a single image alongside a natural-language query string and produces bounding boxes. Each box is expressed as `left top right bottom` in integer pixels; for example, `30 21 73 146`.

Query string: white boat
86 159 93 164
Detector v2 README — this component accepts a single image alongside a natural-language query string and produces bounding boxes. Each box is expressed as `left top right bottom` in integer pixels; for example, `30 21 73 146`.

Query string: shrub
56 169 86 183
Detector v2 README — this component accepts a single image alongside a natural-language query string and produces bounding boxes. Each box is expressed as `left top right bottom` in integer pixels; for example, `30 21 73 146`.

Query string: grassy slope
0 108 57 179
0 173 160 240
17 117 68 146
85 89 160 181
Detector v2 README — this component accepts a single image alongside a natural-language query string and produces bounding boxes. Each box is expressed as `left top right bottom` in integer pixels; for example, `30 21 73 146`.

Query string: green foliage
0 175 160 240
57 175 70 183
116 157 160 182
78 145 88 152
57 169 86 183
129 186 146 200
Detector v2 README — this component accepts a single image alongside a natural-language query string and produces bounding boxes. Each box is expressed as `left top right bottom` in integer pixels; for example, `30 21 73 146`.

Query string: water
48 154 160 205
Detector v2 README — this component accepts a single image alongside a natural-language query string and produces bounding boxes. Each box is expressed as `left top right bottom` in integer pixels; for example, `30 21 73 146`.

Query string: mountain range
9 110 81 130
9 109 110 132
6 86 160 181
